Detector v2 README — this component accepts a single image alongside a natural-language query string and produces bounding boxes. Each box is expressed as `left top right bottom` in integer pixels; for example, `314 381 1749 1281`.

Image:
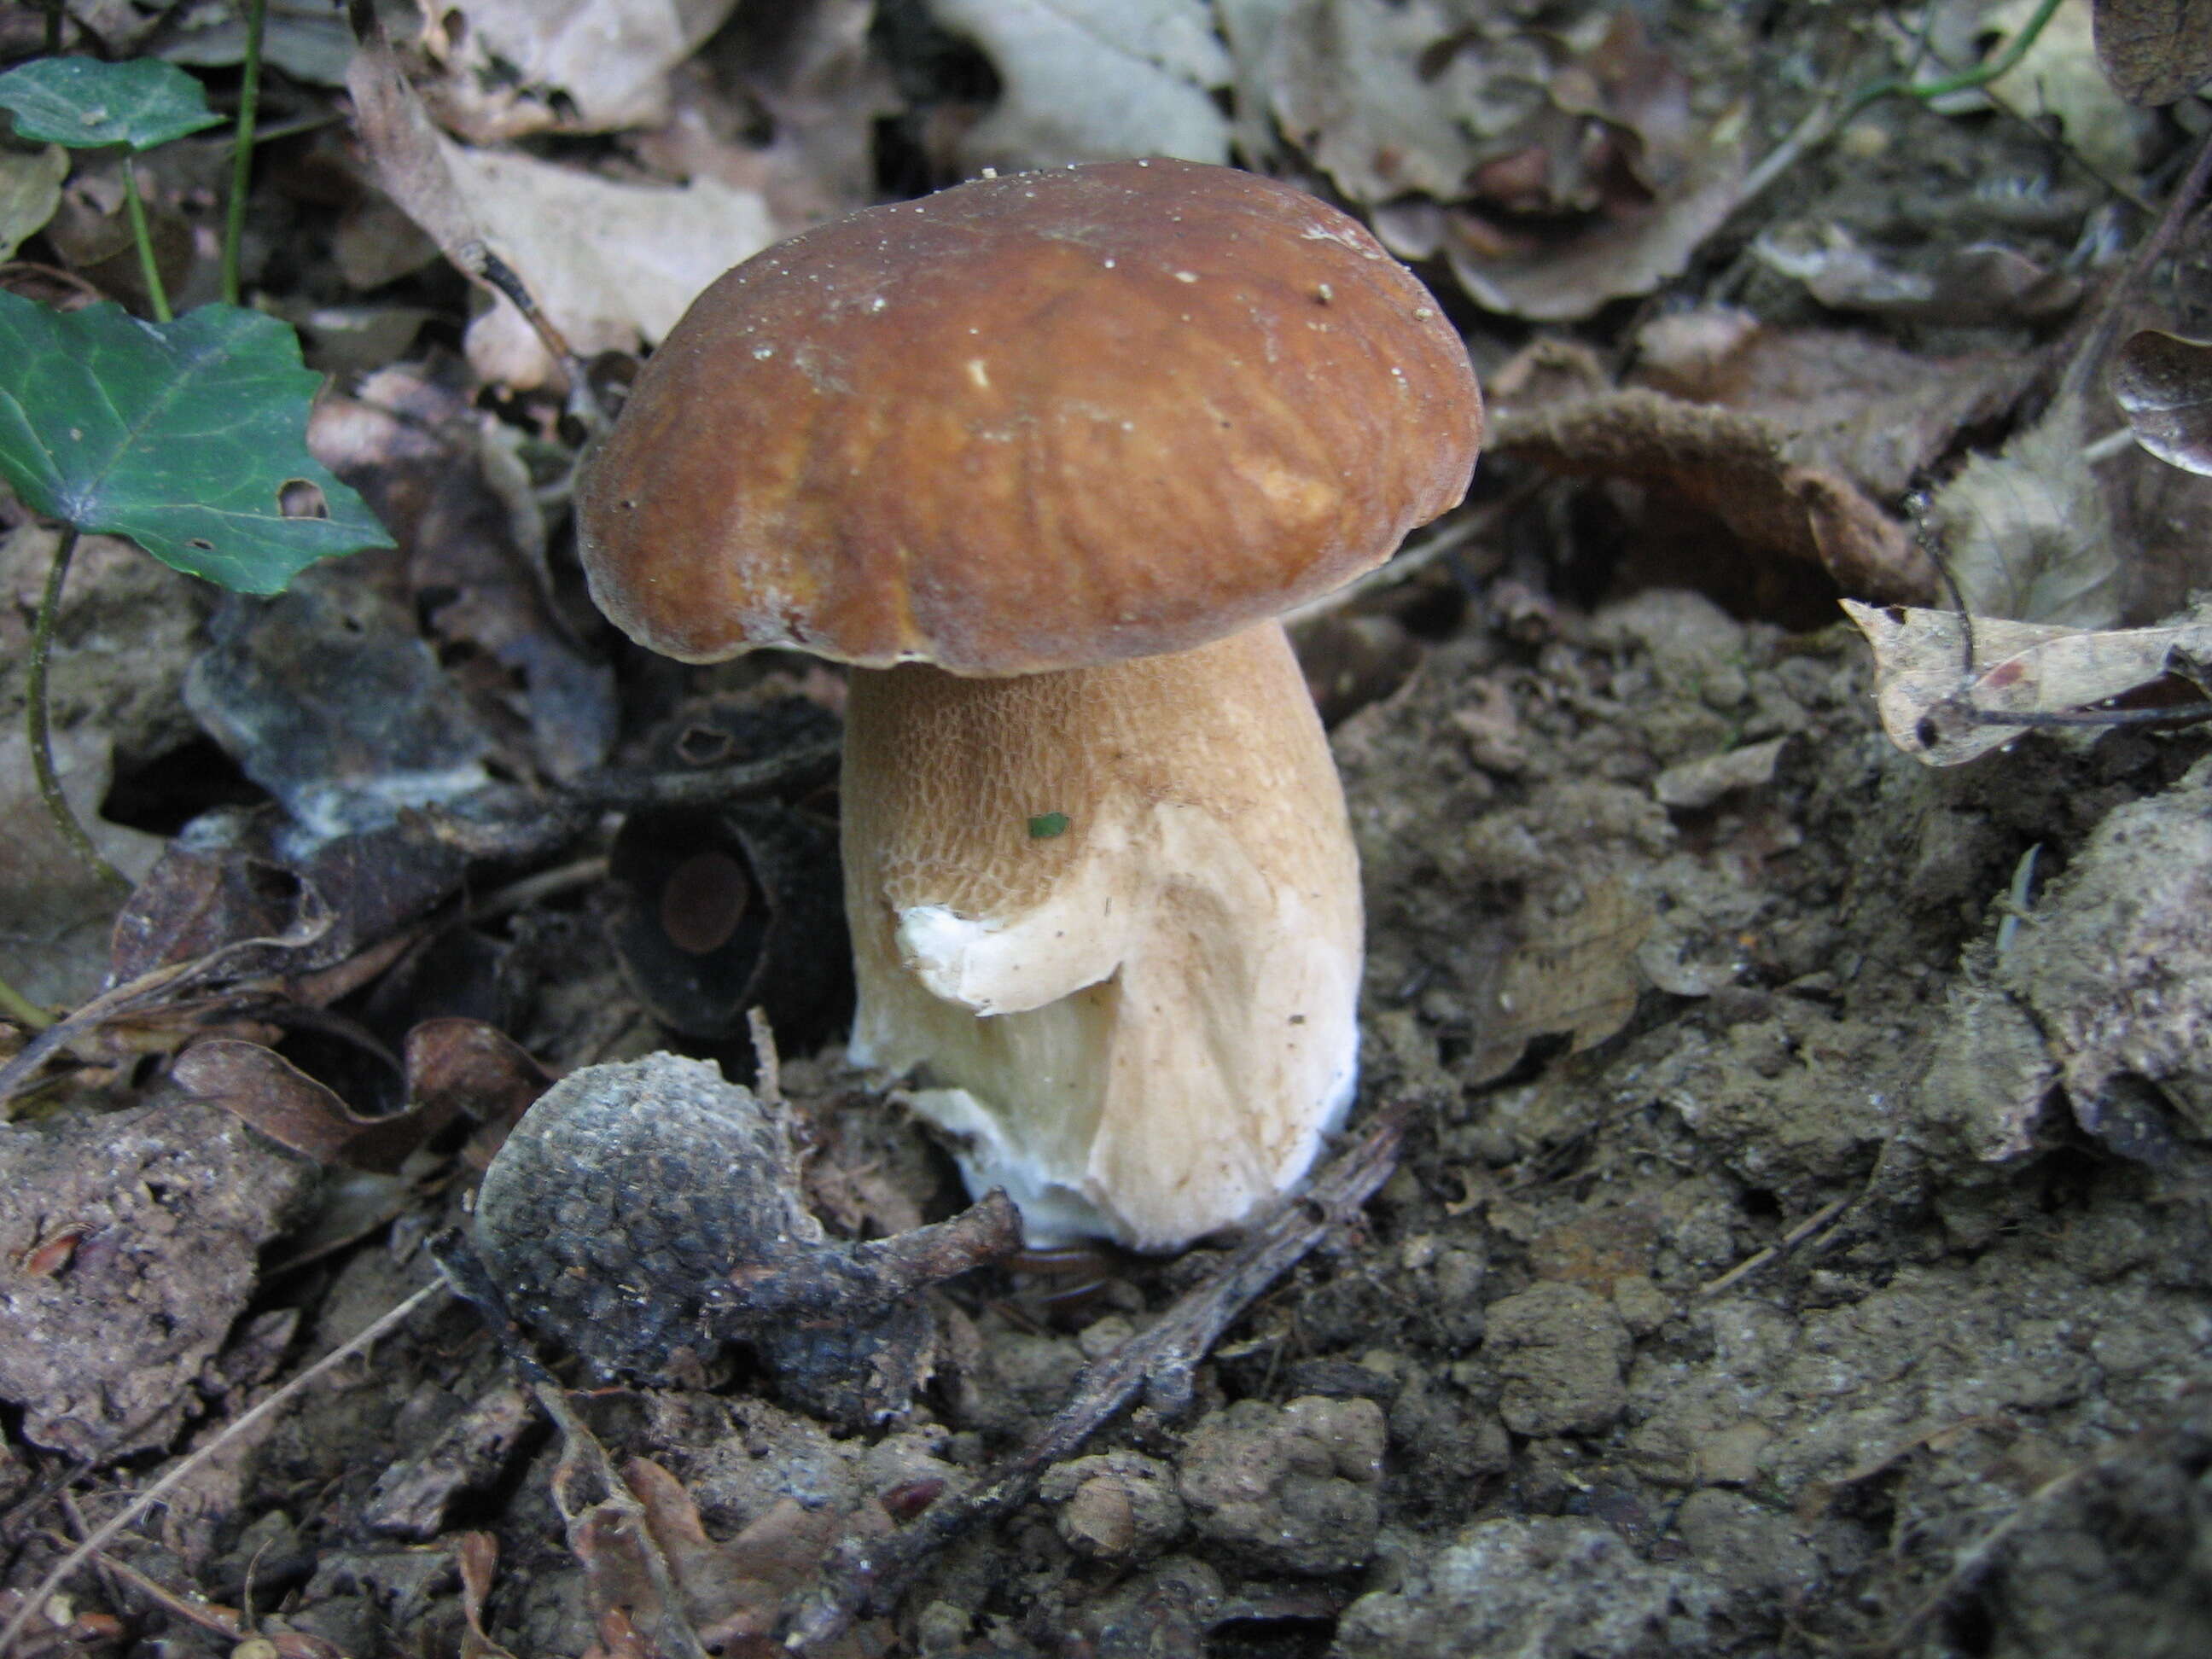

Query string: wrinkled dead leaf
345 20 777 387
1491 388 1933 602
1464 879 1653 1085
1634 306 2039 498
310 363 616 780
416 0 744 141
2113 328 2212 476
0 143 66 263
183 566 496 841
932 0 1231 172
455 1531 521 1659
2093 0 2212 103
1841 596 2212 765
1754 222 2081 326
172 1036 456 1172
1927 395 2119 626
619 1458 892 1656
1930 0 2142 177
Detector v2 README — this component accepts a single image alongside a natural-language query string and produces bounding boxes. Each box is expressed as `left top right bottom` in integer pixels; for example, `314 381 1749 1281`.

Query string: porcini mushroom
577 159 1480 1249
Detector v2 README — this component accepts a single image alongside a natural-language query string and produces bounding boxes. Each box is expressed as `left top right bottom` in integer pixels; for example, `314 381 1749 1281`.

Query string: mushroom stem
841 620 1361 1251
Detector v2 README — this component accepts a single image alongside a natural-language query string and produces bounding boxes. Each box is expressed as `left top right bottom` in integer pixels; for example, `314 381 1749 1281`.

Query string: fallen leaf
1936 0 2142 177
1633 306 2039 498
1841 596 2212 765
1653 736 1790 811
309 364 617 780
1753 221 2081 326
345 20 777 388
932 0 1232 172
454 1531 521 1659
2093 0 2212 103
1464 879 1653 1084
2113 328 2212 476
171 1037 457 1172
1926 394 2119 627
416 0 744 141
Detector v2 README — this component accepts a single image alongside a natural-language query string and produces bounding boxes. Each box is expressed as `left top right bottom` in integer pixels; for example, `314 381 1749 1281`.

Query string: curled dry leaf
1753 223 2081 327
1490 389 1933 602
932 0 1232 172
2113 329 2212 476
172 1038 459 1173
414 0 745 142
1633 306 2039 498
1841 596 2212 765
2093 0 2212 103
345 20 777 388
1925 395 2119 628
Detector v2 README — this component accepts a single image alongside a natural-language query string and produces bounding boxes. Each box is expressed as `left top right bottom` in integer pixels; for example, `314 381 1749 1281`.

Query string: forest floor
4 3 2211 1656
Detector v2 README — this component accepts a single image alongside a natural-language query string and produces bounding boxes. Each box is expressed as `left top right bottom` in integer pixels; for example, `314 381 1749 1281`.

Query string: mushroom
576 159 1480 1250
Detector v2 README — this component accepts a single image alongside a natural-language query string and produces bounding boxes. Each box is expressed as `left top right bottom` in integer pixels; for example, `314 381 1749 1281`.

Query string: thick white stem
840 620 1361 1250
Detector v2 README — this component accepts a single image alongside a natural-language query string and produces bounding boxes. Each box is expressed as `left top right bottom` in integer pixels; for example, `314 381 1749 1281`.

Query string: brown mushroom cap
577 158 1481 675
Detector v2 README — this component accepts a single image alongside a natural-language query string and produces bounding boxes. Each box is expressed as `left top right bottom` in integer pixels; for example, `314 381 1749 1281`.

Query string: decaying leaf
344 20 777 388
1464 879 1654 1085
2113 328 2212 476
1842 596 2212 765
1926 394 2120 627
932 0 1231 172
1753 222 2081 326
171 1037 457 1172
1936 0 2142 178
1490 388 1933 602
2093 0 2212 103
1634 306 2039 498
415 0 745 141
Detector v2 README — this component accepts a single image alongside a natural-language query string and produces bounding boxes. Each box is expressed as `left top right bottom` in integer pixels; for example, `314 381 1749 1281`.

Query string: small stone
913 1601 969 1654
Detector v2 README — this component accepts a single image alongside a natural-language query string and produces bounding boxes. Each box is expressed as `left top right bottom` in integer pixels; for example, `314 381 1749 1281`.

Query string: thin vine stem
119 155 172 323
0 969 53 1030
1842 0 2066 125
221 0 269 305
26 526 132 897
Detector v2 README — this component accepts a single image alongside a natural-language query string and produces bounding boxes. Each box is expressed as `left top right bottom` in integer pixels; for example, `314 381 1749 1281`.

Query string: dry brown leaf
344 21 777 388
2093 0 2212 103
1634 306 2039 498
1464 879 1653 1085
1491 389 1933 602
1841 596 2212 765
171 1038 459 1172
932 0 1231 172
2113 328 2212 476
1925 396 2119 628
1753 222 2081 326
416 0 745 142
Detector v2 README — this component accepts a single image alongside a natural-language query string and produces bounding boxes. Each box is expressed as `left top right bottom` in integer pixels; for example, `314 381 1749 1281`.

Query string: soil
5 3 2212 1658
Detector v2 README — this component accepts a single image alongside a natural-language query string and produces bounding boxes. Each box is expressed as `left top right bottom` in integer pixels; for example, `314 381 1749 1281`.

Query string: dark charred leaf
405 1016 554 1159
183 567 495 841
309 364 616 781
604 802 848 1044
171 1037 458 1172
2093 0 2212 104
2113 329 2212 476
113 805 470 987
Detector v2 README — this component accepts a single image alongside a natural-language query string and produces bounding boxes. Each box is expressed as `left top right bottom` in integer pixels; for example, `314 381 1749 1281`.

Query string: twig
0 1280 447 1658
779 1103 1409 1652
220 0 269 306
562 736 843 814
1697 1192 1853 1299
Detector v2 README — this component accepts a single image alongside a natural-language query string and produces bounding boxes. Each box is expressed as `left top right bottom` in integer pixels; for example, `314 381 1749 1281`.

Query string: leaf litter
6 3 2212 1656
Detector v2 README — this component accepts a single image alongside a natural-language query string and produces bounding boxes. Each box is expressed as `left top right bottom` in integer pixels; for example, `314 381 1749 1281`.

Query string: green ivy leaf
0 56 223 152
0 293 393 593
